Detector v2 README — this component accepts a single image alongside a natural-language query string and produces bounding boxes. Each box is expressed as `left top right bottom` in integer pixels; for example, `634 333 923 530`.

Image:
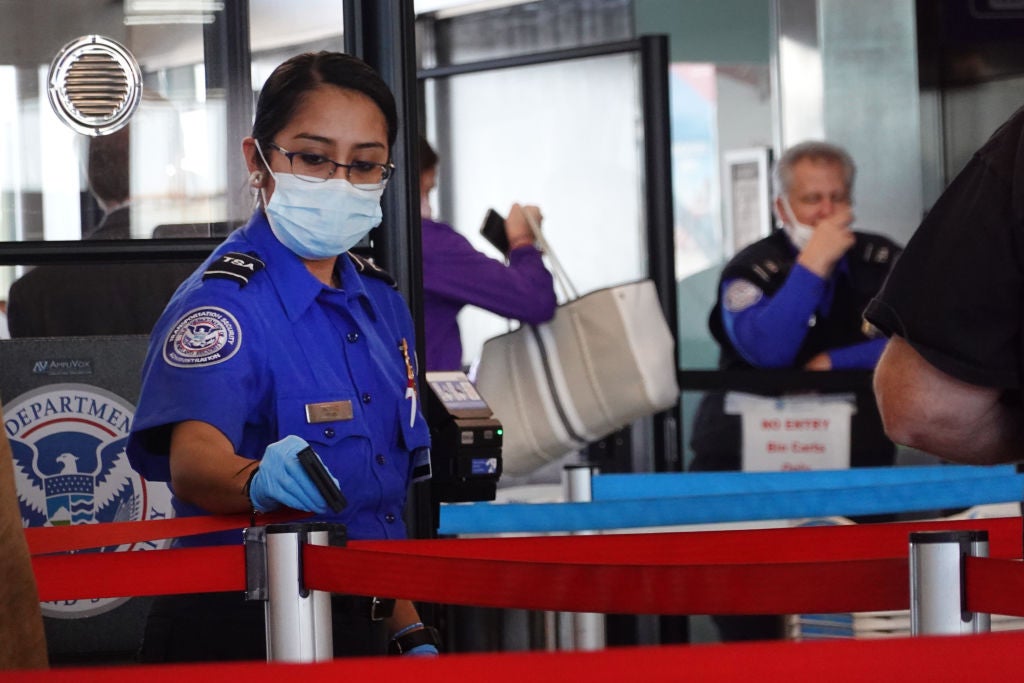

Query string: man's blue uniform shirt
721 256 885 370
127 211 430 545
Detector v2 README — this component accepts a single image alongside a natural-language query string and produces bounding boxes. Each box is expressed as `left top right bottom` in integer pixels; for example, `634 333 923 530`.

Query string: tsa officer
127 51 439 662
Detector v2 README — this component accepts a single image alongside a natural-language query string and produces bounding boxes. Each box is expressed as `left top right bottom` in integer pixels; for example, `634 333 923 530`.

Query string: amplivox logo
32 359 93 376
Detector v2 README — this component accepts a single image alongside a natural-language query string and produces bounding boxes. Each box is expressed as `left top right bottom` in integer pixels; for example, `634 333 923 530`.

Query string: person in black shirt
868 105 1024 464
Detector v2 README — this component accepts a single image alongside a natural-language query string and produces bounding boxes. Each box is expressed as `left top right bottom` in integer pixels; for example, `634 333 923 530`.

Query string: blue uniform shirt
721 257 884 370
127 211 430 545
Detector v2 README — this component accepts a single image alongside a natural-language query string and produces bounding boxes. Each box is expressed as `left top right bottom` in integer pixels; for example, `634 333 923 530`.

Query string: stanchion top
909 530 989 544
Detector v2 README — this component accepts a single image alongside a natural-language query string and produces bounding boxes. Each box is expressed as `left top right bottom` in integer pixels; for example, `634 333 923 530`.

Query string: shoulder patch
203 251 266 287
723 280 764 313
163 306 242 368
347 252 397 289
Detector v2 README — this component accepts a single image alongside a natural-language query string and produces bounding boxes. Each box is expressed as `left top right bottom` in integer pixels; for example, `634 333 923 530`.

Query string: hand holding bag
473 216 679 475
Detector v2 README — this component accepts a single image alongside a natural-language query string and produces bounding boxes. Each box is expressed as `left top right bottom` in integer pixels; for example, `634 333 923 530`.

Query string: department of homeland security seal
164 306 241 368
4 384 174 619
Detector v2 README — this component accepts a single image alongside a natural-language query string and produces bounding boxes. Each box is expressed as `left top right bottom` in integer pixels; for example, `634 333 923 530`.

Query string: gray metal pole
909 530 990 636
263 523 345 662
564 465 605 651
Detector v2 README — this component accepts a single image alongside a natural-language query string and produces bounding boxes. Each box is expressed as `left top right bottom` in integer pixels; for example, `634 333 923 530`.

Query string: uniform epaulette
202 251 266 287
749 256 782 285
347 252 398 289
722 231 790 289
855 234 898 266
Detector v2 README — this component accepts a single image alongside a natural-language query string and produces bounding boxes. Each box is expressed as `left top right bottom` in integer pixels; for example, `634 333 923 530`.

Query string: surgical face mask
257 143 384 260
420 194 433 220
779 196 815 251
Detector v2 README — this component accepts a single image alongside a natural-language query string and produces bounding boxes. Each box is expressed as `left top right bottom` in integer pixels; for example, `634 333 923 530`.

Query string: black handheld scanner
297 446 347 513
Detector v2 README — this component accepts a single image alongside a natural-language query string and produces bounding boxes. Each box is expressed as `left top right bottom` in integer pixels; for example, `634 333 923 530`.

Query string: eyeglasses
265 141 394 188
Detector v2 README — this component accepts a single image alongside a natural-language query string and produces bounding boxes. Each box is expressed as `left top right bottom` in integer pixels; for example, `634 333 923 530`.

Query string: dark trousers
712 614 784 642
139 592 388 663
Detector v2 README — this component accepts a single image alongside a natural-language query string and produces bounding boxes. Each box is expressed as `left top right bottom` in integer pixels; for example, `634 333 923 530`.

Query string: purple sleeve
421 219 557 324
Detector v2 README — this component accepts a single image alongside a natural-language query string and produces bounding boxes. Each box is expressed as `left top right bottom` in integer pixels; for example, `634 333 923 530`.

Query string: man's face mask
779 195 815 251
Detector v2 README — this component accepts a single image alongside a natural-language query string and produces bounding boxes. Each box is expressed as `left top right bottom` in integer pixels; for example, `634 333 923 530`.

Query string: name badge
305 400 353 423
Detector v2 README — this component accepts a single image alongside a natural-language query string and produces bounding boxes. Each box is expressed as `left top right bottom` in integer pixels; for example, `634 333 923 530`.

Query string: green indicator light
496 429 503 436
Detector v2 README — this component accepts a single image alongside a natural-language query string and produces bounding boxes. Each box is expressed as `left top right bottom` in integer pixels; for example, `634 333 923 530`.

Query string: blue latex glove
404 644 438 656
248 435 339 513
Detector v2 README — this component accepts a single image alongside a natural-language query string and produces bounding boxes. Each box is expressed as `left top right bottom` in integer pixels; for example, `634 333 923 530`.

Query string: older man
689 141 903 641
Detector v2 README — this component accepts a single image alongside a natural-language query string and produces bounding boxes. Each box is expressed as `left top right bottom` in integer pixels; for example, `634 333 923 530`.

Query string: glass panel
673 62 773 466
675 62 774 374
424 51 646 369
0 3 235 337
249 0 344 85
0 5 231 247
422 0 634 67
0 1 348 339
670 62 721 283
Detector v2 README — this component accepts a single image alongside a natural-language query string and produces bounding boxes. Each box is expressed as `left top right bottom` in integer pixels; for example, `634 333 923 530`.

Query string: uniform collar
243 211 372 322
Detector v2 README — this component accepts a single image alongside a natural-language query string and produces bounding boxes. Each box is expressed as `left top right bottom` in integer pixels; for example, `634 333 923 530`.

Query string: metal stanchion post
909 530 990 636
564 464 605 651
244 522 347 662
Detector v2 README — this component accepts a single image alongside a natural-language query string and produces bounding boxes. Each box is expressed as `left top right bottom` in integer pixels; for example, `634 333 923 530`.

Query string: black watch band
388 625 441 655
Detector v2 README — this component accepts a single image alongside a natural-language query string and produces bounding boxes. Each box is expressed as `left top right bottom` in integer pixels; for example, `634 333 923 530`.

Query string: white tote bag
473 219 679 475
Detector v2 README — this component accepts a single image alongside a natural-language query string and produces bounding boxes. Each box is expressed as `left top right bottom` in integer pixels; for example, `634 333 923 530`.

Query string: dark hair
251 51 398 155
419 135 438 173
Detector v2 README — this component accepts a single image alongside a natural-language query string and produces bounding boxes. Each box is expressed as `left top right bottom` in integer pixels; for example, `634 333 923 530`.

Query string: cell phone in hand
479 208 509 255
297 446 347 512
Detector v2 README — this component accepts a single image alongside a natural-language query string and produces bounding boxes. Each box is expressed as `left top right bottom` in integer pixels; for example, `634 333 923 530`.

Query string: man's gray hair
771 140 856 202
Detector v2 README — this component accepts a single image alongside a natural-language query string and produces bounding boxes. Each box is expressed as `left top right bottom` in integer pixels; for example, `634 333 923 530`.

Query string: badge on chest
305 400 353 423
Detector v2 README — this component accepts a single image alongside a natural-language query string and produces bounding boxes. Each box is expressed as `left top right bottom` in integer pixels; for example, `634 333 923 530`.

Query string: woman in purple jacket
419 137 557 371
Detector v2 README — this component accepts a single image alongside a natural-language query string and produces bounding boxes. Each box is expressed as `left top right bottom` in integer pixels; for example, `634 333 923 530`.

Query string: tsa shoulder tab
347 252 397 289
203 251 267 287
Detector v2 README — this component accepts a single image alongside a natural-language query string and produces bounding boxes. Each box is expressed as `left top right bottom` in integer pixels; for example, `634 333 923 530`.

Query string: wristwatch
388 625 441 655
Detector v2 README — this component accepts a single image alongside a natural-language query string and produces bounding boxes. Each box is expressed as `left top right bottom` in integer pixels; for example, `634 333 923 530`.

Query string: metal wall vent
47 35 143 137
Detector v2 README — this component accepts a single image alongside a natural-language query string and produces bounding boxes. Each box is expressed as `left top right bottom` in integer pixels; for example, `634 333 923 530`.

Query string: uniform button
362 393 372 404
347 332 360 342
376 454 386 465
324 427 335 438
385 513 396 523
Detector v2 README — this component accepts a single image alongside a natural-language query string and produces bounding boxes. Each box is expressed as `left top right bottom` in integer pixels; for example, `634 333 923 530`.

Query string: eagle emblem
5 383 173 618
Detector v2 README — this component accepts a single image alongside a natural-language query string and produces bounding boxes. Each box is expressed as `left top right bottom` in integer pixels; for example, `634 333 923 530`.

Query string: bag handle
523 209 579 301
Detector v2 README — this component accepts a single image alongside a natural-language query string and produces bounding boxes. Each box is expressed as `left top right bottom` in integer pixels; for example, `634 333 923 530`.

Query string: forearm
169 420 257 513
874 336 1024 464
726 266 825 367
386 599 422 635
502 246 557 322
